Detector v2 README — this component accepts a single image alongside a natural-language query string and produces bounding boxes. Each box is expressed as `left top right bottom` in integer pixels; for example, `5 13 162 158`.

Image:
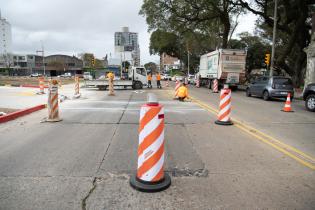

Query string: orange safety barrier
74 76 80 97
215 86 233 125
47 80 62 122
213 79 219 93
38 76 45 94
130 93 171 192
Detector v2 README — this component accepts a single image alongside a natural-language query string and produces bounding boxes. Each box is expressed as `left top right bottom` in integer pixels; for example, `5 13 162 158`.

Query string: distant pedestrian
147 74 152 89
156 73 162 89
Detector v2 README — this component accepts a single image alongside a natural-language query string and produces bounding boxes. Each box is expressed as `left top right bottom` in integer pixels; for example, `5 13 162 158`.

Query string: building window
68 63 75 67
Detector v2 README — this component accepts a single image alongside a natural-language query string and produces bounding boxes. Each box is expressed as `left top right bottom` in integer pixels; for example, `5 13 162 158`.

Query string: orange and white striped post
174 80 181 98
281 93 294 112
38 76 45 94
213 79 219 93
215 85 233 125
196 79 200 88
165 81 169 87
74 75 81 98
130 93 171 192
47 80 62 122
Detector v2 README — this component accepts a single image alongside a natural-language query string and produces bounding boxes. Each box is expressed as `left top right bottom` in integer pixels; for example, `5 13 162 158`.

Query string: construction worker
107 71 115 96
176 83 190 102
156 73 162 89
147 73 152 89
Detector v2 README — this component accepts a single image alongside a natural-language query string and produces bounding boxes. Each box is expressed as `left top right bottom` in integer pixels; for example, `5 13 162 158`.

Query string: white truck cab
85 66 148 90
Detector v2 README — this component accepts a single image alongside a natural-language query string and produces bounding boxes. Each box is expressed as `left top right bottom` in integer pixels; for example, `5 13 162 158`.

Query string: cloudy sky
1 0 256 64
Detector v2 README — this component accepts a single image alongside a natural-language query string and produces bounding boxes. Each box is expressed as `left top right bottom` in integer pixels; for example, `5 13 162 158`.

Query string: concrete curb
0 104 46 124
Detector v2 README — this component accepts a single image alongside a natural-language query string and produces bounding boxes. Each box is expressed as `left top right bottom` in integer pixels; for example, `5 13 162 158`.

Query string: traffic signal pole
270 0 278 77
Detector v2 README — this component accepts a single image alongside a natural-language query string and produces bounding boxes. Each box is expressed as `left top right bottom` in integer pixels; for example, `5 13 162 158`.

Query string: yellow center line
165 89 315 170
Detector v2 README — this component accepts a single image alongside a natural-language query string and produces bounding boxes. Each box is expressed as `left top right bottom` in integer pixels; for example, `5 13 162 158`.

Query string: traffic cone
281 93 294 112
213 79 219 93
47 79 62 122
130 93 171 192
215 86 233 125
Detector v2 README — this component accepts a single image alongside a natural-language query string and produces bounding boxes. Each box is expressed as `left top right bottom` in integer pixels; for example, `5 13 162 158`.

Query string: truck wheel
305 94 315 112
133 82 142 89
246 88 251 97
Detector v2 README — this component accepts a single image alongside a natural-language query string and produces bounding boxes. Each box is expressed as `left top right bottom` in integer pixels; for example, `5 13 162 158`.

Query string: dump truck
85 66 148 90
199 49 246 89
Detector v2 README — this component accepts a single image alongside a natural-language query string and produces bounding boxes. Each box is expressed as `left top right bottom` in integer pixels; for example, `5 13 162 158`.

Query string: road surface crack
81 177 98 210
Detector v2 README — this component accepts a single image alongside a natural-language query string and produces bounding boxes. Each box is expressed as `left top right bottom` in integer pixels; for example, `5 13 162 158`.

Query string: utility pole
36 41 45 76
270 0 278 77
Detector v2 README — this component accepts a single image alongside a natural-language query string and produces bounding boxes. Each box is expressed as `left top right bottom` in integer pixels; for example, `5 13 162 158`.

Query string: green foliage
232 0 313 86
229 32 271 77
144 62 158 73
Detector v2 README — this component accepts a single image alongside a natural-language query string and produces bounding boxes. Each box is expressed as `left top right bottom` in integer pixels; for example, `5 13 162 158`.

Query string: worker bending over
176 83 190 101
156 73 162 89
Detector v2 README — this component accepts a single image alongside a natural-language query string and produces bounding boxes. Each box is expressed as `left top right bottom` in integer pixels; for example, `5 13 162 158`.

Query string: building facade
0 13 12 69
114 27 140 66
160 53 180 73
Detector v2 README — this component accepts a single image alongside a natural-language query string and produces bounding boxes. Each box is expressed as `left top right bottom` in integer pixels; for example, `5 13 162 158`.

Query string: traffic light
91 57 95 67
265 53 270 66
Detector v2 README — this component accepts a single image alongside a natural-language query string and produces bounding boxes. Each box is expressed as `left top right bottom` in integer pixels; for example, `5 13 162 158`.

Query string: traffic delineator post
47 79 62 122
215 85 233 125
281 93 294 112
174 80 181 98
130 93 171 192
213 79 219 93
37 76 45 94
196 79 200 88
74 75 81 98
165 81 169 87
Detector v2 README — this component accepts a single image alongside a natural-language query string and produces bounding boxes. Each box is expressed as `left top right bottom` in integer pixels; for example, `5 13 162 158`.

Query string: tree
229 32 271 78
144 62 158 73
230 0 313 86
140 0 244 48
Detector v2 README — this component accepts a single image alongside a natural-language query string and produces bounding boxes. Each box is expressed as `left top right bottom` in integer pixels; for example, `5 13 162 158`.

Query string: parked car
188 75 195 84
60 73 72 78
246 76 294 101
30 73 42 77
175 75 184 82
162 74 172 81
83 72 93 80
303 83 315 112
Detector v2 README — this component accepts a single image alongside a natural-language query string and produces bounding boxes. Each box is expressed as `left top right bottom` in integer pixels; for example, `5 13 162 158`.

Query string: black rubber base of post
281 110 294 112
130 174 171 193
215 120 233 125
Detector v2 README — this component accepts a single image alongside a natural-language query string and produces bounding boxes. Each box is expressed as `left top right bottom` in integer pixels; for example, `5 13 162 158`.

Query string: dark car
246 76 294 101
303 83 315 112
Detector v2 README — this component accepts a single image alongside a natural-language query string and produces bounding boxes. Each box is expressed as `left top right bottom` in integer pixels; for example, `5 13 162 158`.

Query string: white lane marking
60 107 205 111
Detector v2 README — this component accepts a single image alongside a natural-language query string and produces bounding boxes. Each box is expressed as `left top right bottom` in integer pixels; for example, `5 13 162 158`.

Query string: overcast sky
1 0 256 65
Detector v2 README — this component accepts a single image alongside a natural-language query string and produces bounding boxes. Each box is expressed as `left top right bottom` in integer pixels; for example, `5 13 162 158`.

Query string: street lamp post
270 0 278 77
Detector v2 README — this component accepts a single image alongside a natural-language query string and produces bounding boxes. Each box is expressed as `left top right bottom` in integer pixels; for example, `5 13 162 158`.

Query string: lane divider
166 89 315 170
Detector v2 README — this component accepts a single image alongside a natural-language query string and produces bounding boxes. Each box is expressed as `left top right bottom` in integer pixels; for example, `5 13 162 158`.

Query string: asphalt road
0 83 314 210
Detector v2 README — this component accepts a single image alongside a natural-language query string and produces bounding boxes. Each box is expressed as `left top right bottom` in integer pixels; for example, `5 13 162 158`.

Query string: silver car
246 76 294 101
